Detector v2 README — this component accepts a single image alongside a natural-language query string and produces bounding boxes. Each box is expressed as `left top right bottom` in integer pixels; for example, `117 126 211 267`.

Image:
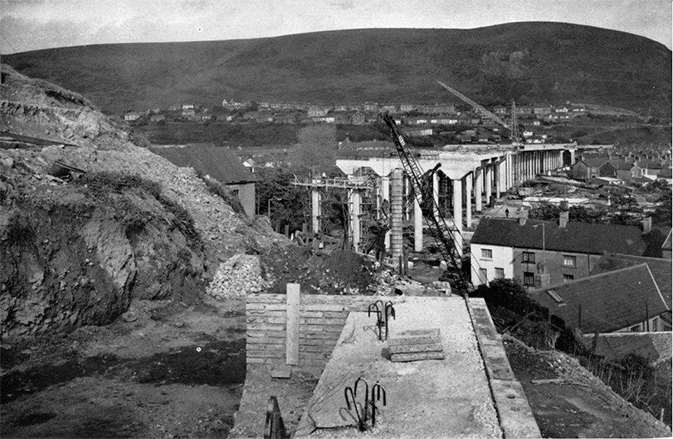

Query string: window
652 317 659 331
563 255 576 267
546 289 563 303
479 268 488 284
481 249 493 259
522 252 535 263
563 274 574 282
231 189 240 197
495 268 505 279
523 271 535 286
630 324 641 332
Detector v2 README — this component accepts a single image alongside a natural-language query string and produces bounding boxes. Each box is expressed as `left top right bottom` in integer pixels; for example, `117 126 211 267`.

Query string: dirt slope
1 64 286 338
504 335 671 438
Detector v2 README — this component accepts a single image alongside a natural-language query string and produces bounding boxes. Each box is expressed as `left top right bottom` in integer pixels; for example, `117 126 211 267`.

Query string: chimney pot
518 209 529 226
643 217 652 234
559 211 569 228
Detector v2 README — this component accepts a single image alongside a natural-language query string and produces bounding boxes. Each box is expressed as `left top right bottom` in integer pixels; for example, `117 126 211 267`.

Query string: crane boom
382 114 472 297
437 80 517 141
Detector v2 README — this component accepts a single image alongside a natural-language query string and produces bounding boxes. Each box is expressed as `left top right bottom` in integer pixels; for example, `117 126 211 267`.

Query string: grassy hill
4 22 671 117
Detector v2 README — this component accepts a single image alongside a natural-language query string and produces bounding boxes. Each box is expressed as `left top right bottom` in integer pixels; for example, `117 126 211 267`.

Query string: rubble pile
206 254 275 299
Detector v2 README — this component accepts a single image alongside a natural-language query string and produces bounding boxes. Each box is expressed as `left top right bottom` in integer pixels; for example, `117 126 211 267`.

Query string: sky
1 0 671 54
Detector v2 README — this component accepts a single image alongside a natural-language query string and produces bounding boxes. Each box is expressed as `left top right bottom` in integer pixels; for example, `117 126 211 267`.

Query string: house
308 106 329 118
181 108 196 119
380 104 398 114
571 155 610 180
151 145 258 217
598 161 618 178
399 104 416 113
530 264 669 333
363 102 379 112
591 252 672 329
124 112 142 122
580 332 671 366
351 112 366 125
637 160 666 180
533 105 552 115
609 159 634 181
181 104 195 110
470 214 649 288
405 127 433 137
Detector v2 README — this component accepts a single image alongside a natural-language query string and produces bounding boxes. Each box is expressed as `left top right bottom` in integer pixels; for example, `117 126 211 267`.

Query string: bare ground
1 296 247 439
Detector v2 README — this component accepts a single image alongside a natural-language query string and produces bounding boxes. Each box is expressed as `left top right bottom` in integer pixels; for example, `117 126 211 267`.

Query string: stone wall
246 291 404 372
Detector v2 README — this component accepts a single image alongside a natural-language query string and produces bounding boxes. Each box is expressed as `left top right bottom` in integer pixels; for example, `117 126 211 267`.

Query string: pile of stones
206 254 275 299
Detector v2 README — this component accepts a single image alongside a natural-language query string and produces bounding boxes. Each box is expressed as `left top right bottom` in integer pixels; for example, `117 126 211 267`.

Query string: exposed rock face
0 165 206 339
0 65 286 339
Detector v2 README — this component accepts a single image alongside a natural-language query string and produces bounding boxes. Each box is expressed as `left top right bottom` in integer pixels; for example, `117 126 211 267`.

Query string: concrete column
465 173 472 228
452 178 464 256
390 169 404 261
494 161 500 199
474 168 483 212
381 175 391 248
349 190 361 252
485 165 493 207
414 197 423 252
403 175 410 221
432 171 440 219
507 153 513 189
311 182 321 233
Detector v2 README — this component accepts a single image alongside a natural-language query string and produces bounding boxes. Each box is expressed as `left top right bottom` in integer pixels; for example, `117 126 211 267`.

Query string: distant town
122 98 653 145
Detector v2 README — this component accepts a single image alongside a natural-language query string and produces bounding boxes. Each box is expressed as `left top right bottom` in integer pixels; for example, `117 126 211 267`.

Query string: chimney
559 210 569 228
518 209 529 226
643 217 652 234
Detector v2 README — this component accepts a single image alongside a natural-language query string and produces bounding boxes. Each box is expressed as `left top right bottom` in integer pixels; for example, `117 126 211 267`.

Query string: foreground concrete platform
294 296 539 438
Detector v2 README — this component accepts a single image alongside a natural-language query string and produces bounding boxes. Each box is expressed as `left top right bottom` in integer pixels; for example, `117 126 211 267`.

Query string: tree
256 168 308 233
290 124 337 173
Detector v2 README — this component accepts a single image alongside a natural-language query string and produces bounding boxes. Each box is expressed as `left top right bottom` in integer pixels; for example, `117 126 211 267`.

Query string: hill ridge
5 22 671 116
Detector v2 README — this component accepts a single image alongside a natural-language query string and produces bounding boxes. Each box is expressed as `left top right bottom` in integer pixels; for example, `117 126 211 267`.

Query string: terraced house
470 212 650 288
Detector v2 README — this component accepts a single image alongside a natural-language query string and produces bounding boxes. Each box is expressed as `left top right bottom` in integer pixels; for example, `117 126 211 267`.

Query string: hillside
4 23 671 117
0 64 286 338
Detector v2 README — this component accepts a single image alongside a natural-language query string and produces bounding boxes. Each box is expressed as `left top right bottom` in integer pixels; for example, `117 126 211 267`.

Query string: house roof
609 159 634 171
531 264 669 333
471 218 647 256
591 252 672 306
582 156 610 168
151 145 257 184
581 332 672 365
659 168 673 178
638 160 665 170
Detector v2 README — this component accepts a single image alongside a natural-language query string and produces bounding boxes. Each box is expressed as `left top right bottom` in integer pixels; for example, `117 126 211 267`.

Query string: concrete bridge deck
294 296 540 438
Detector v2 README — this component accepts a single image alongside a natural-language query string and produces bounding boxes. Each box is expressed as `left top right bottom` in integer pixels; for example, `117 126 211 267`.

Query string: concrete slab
295 297 503 438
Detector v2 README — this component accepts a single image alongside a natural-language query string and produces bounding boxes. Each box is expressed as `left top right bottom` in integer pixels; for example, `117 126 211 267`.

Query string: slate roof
581 332 672 365
471 218 647 256
582 156 610 168
152 145 257 184
530 264 669 333
609 159 634 171
591 252 672 307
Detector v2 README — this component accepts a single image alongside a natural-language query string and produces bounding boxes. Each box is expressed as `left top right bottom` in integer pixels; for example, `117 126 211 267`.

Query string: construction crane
436 80 521 144
381 114 472 297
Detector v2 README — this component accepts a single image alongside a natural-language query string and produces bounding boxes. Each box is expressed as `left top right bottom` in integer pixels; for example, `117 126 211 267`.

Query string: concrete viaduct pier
332 143 608 255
